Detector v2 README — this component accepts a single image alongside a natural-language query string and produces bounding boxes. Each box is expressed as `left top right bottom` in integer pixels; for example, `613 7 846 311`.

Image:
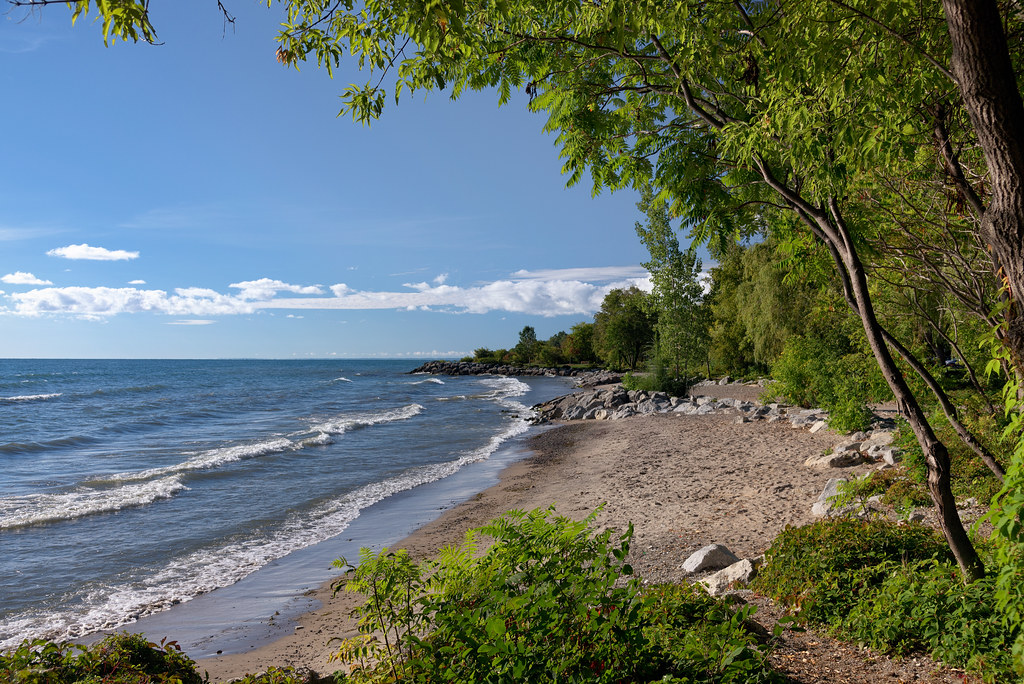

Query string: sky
0 1 682 359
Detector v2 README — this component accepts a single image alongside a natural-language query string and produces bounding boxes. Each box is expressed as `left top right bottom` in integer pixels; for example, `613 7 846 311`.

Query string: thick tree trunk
944 0 1024 372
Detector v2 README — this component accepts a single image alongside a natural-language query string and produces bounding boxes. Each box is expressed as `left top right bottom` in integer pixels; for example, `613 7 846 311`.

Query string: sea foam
0 476 187 530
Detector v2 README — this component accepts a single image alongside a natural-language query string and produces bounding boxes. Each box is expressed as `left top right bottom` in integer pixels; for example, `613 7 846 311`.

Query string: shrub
332 507 781 683
838 560 1017 682
768 336 888 432
622 355 691 397
752 518 951 624
0 633 206 684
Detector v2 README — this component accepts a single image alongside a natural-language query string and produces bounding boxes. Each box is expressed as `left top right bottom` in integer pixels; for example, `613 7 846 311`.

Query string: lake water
0 359 571 652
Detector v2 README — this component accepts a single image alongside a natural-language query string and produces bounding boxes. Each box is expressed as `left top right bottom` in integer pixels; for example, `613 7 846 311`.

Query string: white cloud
128 279 147 285
263 271 652 317
167 320 217 326
229 278 324 301
1 268 651 319
434 273 448 285
6 286 257 318
511 266 649 282
47 243 139 261
330 283 353 297
2 271 52 285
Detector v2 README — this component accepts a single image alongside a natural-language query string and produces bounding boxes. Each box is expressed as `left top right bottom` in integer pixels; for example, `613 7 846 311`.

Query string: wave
410 378 445 385
102 404 425 485
105 438 296 483
307 403 424 436
0 476 187 530
329 377 353 384
1 393 62 403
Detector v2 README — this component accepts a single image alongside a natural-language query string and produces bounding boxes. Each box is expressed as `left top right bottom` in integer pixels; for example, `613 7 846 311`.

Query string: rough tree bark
943 0 1024 373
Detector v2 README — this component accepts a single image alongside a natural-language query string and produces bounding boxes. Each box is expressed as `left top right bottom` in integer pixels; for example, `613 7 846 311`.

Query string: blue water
0 359 571 650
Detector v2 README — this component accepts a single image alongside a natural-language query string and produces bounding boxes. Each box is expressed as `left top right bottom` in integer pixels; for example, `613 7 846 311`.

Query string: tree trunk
944 0 1024 373
836 232 985 581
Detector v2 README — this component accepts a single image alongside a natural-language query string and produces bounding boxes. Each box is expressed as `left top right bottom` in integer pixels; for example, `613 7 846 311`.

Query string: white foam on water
0 476 187 530
329 377 353 383
105 438 297 483
410 378 445 385
1 393 62 402
308 403 424 435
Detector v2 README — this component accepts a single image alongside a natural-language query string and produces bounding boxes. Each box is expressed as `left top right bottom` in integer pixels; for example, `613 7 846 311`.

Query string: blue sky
0 1 669 359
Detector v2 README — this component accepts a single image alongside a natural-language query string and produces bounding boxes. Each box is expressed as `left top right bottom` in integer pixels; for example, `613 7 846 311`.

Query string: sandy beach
199 385 962 683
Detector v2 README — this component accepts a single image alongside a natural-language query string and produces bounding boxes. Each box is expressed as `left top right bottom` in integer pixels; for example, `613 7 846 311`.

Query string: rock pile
410 360 580 377
409 360 623 386
531 385 840 428
679 544 763 597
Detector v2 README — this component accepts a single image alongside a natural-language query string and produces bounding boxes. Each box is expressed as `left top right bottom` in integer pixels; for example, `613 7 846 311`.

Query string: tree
512 325 539 365
634 189 708 381
563 322 597 365
37 0 1024 586
592 287 654 371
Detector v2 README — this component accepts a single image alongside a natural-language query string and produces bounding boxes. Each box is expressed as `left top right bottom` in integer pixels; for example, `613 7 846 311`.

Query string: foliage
0 633 206 684
707 244 761 377
635 188 709 382
230 666 333 684
752 518 951 625
563 322 598 365
511 326 539 366
752 517 1017 681
982 319 1024 673
839 560 1016 682
621 356 690 398
332 507 780 683
892 414 1007 506
767 335 889 433
592 287 655 371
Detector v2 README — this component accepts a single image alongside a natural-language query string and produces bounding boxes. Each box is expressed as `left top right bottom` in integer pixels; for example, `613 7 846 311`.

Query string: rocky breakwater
530 385 799 424
409 360 622 385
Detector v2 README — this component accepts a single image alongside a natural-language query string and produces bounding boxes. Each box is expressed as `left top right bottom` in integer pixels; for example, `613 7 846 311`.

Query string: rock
804 451 865 468
683 544 741 574
809 420 829 434
735 415 749 424
562 405 586 421
593 409 610 420
700 558 759 596
811 478 848 517
612 405 636 420
881 449 901 465
635 399 658 415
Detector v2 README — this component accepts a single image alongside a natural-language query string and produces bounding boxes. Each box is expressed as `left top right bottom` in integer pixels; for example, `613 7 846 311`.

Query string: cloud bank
2 269 651 319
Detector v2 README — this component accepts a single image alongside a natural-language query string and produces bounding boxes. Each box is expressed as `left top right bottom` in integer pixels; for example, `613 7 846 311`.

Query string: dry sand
199 386 962 683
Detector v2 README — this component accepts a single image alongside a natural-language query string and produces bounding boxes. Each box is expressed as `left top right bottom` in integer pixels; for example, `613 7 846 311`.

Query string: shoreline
197 387 857 682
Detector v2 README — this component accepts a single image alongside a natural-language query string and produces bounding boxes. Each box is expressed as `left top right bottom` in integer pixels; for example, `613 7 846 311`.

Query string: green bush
0 633 206 684
768 336 888 432
839 560 1017 682
332 507 780 683
622 355 690 397
752 518 951 624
